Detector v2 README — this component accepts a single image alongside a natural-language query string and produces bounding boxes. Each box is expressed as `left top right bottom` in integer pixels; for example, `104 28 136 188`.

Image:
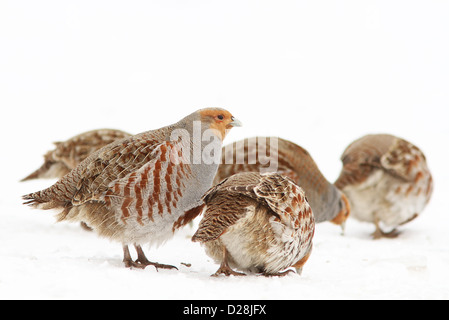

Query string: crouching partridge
192 172 315 277
23 108 242 269
335 134 433 239
215 137 350 230
21 129 132 181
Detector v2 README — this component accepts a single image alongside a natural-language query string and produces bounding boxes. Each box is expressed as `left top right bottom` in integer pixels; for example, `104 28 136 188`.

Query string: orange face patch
199 109 236 140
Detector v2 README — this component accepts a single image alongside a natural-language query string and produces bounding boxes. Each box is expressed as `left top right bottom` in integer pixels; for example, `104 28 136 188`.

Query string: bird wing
203 172 261 202
99 139 193 225
54 129 132 170
71 135 168 205
23 131 170 209
194 173 308 244
335 134 391 189
191 195 251 243
253 173 308 230
335 135 418 189
192 173 262 243
379 138 426 182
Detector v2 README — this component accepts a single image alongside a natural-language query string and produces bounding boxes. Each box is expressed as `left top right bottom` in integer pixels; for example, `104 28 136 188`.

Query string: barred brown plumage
215 137 350 230
21 129 132 182
192 172 315 277
335 134 433 239
22 108 242 269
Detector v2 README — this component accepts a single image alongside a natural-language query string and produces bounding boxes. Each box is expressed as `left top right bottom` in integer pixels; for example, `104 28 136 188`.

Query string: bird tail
23 190 53 210
20 168 43 182
21 161 68 182
22 185 68 210
173 203 205 233
191 229 206 243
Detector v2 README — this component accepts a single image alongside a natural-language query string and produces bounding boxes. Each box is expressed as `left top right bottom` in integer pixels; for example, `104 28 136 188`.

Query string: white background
1 0 448 299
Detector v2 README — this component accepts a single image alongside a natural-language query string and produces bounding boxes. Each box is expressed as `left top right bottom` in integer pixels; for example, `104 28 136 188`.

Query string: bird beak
340 221 346 236
229 117 243 127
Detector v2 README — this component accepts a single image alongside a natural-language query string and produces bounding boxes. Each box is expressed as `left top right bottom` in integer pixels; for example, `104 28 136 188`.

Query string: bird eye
217 115 224 120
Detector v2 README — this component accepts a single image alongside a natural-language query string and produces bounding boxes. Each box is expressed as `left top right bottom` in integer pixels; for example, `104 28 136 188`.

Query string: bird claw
262 269 296 277
123 259 147 269
127 244 178 271
123 257 178 271
136 258 179 271
372 228 401 240
123 251 178 271
148 262 179 271
212 265 246 277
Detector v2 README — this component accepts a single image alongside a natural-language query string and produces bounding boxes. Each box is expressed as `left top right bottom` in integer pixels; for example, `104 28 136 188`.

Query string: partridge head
215 137 350 231
23 108 241 269
335 134 433 239
192 172 315 277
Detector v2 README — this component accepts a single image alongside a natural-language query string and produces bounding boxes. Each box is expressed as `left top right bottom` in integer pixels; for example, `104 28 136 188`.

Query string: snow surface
1 1 449 300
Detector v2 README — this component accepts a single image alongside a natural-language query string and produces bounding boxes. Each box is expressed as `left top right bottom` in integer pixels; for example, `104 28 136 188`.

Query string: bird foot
122 245 178 270
123 257 178 271
136 257 179 271
262 269 296 277
212 265 246 277
128 244 178 271
372 228 401 240
123 258 147 269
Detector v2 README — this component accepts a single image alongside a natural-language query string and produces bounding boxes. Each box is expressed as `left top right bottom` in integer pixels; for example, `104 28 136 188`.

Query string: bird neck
168 119 224 167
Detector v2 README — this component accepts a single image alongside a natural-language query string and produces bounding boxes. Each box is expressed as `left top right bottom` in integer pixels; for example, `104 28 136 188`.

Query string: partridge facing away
192 172 315 277
335 134 433 239
21 129 132 181
215 137 350 230
23 108 242 269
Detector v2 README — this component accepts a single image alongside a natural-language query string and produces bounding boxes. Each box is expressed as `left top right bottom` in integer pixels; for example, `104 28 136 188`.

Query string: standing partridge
215 137 350 230
335 134 433 239
192 172 315 277
23 108 242 269
21 129 132 181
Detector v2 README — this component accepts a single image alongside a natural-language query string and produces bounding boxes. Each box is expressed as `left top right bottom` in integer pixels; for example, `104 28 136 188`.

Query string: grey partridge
335 134 433 239
215 137 350 229
21 129 132 181
23 108 242 269
192 172 315 277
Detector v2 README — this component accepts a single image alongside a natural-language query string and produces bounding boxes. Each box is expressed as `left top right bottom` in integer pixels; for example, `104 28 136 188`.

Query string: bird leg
122 244 178 270
122 245 146 269
134 244 178 271
212 247 246 277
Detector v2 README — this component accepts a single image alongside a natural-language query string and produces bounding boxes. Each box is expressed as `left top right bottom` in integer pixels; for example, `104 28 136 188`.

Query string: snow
1 0 449 300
